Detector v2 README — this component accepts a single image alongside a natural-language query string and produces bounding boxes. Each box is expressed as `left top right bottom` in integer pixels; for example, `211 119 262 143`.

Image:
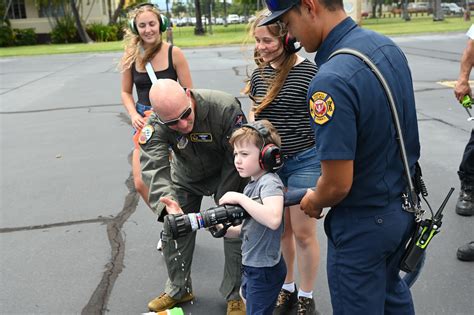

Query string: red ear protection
260 143 283 172
242 121 283 172
282 34 302 53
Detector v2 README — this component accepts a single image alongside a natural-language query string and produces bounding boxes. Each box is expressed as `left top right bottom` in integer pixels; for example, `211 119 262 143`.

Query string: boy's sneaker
147 292 194 312
273 289 297 314
297 296 320 315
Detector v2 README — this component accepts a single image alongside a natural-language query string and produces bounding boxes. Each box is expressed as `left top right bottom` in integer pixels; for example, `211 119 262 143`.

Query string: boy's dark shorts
241 257 286 315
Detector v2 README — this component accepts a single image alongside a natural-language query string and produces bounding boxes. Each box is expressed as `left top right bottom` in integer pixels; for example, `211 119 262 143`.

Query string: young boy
218 120 286 315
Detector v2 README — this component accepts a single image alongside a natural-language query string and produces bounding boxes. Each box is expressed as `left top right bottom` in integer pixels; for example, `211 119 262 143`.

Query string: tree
36 0 92 43
110 0 126 25
232 0 256 16
172 1 187 16
223 0 227 26
70 0 92 42
194 0 204 35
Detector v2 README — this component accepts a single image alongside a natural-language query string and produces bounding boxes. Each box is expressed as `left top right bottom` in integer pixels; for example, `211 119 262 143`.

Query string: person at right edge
260 0 420 314
453 24 474 262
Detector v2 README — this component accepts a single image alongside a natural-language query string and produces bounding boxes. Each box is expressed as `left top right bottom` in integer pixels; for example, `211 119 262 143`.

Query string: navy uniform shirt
308 17 420 208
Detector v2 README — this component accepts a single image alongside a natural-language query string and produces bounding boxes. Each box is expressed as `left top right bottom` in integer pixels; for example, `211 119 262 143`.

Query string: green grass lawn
0 16 470 57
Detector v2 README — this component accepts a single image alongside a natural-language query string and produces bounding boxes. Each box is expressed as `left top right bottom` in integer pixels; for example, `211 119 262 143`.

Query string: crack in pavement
81 174 139 314
418 115 471 133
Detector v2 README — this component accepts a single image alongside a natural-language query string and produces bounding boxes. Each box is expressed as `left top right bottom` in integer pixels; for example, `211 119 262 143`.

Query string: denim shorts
277 146 321 190
136 102 151 117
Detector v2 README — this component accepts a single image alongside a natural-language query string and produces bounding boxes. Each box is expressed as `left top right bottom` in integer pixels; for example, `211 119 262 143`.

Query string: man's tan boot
227 299 246 315
147 292 194 312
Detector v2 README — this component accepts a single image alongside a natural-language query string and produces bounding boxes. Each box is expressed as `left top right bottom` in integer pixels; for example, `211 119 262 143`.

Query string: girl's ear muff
242 122 283 172
129 17 138 35
282 34 302 54
128 3 168 35
159 14 169 33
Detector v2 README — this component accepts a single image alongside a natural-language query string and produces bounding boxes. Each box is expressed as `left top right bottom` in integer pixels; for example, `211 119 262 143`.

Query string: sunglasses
157 104 192 126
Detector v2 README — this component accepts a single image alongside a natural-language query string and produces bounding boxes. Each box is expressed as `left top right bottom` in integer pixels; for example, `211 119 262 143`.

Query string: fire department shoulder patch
309 91 335 125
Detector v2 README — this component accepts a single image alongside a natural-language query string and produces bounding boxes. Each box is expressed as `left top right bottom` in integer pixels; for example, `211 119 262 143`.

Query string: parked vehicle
407 2 432 13
176 17 191 27
415 2 433 14
441 2 464 15
227 14 240 24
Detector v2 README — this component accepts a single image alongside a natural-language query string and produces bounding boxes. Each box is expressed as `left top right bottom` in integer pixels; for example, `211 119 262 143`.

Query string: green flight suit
140 89 248 301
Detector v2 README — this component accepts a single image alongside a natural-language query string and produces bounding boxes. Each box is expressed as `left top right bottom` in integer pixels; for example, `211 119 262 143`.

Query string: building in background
6 0 125 40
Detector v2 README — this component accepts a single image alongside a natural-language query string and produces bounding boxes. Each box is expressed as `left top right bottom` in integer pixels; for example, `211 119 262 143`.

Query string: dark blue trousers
458 129 474 184
324 201 416 315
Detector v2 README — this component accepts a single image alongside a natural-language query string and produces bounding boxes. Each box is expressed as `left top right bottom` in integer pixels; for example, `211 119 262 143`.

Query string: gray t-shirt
241 172 284 267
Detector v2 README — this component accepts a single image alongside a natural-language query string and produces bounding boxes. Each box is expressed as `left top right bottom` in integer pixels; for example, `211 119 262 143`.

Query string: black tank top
132 45 178 106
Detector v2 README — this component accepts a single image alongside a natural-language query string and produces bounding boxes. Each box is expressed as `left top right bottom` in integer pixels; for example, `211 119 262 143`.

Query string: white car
441 2 464 15
227 14 240 24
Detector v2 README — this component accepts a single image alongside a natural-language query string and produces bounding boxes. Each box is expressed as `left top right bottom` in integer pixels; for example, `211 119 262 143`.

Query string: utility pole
433 0 444 21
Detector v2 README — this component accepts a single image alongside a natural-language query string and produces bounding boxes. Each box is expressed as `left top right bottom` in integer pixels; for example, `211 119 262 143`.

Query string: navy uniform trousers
324 200 416 315
458 129 474 184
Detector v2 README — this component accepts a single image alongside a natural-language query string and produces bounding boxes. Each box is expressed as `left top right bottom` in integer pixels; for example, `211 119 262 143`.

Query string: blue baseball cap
259 0 300 26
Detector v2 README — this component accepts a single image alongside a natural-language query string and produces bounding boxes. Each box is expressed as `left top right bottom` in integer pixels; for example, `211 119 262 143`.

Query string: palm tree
194 0 205 34
70 0 92 43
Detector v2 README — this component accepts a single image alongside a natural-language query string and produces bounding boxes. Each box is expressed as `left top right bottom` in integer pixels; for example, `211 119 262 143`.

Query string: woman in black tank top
119 3 193 210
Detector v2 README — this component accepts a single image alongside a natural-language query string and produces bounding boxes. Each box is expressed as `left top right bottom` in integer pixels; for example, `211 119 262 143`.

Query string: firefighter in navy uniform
260 0 420 314
139 79 247 314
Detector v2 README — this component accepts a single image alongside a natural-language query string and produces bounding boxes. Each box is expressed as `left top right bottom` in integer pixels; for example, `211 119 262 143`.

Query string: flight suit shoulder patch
138 124 154 145
309 91 335 125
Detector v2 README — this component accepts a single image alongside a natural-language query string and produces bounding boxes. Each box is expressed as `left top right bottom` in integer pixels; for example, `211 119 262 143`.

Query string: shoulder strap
328 48 419 217
168 45 174 69
145 62 158 84
139 45 159 84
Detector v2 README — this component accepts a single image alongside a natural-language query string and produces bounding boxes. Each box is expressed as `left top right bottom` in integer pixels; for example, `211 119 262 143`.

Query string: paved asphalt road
1 31 473 315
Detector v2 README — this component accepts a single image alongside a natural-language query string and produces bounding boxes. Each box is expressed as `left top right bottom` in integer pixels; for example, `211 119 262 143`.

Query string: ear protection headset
275 21 301 54
258 10 301 54
282 33 301 54
242 121 283 172
128 3 169 34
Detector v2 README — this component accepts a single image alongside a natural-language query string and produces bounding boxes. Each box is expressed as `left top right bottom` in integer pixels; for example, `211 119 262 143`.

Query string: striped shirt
250 59 318 156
